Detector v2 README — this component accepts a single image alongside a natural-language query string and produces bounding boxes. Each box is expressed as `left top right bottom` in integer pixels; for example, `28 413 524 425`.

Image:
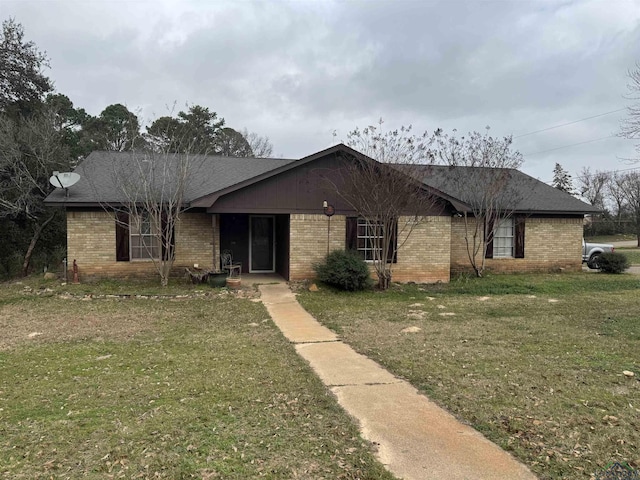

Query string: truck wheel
587 253 601 270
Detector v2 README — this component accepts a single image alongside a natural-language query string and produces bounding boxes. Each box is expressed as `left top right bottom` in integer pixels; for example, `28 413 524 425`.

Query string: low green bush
598 252 630 274
313 249 373 291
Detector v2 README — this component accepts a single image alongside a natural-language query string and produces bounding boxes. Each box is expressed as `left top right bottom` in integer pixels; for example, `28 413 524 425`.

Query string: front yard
0 279 394 479
298 273 640 480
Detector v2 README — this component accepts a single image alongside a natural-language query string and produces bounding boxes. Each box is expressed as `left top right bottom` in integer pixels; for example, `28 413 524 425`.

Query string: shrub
313 250 373 291
598 252 630 274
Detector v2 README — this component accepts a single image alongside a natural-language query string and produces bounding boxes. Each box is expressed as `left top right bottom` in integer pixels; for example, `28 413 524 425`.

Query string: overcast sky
3 0 640 184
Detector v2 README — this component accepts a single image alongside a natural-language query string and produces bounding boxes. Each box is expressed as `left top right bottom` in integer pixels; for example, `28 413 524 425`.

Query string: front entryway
219 213 289 279
250 215 275 272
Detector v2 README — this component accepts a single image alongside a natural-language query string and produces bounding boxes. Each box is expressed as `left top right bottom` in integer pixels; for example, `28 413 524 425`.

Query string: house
44 144 599 282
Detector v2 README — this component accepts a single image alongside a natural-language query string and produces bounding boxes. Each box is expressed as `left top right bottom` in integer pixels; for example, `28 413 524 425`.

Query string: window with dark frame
129 211 161 260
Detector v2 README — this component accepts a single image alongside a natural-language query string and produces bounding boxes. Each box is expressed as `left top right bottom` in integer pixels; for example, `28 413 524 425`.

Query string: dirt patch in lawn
0 299 160 350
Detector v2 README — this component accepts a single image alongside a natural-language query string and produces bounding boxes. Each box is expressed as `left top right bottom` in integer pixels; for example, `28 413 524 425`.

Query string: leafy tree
0 106 70 275
146 105 224 155
552 163 574 194
427 128 524 277
145 115 183 152
217 127 253 157
44 93 92 162
0 20 67 276
145 106 274 158
178 105 224 154
83 103 141 152
0 18 53 115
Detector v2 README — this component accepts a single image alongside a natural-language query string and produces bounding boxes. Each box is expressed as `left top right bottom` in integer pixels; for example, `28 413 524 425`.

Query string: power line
540 164 640 185
513 108 626 139
522 135 616 157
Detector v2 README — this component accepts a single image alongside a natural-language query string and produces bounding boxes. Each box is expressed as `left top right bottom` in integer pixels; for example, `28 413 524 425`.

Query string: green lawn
298 273 640 480
0 279 394 479
617 247 640 265
584 234 636 243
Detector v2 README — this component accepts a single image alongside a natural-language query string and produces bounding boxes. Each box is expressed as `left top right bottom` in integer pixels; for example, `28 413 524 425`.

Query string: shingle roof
416 165 599 214
44 147 599 215
44 151 297 206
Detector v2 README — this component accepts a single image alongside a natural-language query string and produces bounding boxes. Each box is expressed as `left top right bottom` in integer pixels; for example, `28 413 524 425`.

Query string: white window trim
357 218 384 263
493 218 514 258
129 212 161 261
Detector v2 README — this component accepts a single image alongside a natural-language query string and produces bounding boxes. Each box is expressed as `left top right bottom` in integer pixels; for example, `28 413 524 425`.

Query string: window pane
356 217 386 262
493 218 514 258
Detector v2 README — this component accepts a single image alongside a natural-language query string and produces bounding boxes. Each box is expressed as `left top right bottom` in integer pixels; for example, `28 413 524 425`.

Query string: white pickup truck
582 239 615 269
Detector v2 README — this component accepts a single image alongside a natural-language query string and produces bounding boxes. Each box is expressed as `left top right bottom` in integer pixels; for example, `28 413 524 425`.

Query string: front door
250 215 275 272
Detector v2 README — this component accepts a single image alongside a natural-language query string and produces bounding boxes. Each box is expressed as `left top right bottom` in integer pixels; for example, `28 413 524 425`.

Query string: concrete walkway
259 283 537 480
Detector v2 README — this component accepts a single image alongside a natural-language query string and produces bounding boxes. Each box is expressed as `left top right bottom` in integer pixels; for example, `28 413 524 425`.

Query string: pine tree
552 163 574 194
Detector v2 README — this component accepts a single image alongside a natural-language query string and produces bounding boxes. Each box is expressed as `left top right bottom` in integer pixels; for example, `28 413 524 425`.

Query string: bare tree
427 128 524 277
607 173 628 229
615 171 640 246
327 120 436 289
241 128 274 157
620 62 640 159
0 108 68 275
577 167 609 210
98 121 208 286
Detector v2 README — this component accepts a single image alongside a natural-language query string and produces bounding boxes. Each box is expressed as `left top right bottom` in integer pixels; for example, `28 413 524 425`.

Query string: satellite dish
50 171 80 189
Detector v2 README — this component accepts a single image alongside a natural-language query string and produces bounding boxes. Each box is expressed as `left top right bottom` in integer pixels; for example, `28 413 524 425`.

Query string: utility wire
540 164 640 185
513 108 626 139
523 135 616 157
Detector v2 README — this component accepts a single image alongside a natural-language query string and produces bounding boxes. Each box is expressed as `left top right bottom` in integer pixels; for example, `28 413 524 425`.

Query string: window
485 216 525 259
357 218 385 261
493 218 514 258
115 210 171 262
129 211 161 260
346 217 397 263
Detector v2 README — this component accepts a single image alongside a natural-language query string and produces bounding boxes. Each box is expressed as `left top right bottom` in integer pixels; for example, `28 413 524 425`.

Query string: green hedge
598 252 630 274
313 250 373 291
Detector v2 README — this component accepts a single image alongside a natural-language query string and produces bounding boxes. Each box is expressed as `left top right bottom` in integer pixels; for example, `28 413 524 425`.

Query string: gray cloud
3 0 640 182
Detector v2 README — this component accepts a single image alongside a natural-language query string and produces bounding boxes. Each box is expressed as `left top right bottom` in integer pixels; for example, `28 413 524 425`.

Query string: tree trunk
22 213 56 277
160 260 173 287
376 267 391 290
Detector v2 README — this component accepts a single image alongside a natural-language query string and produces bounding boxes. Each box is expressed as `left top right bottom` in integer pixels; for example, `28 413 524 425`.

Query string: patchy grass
0 279 394 479
298 273 640 480
616 247 640 265
585 234 636 243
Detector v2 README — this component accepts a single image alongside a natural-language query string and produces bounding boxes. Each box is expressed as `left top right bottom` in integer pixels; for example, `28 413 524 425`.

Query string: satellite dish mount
49 171 80 197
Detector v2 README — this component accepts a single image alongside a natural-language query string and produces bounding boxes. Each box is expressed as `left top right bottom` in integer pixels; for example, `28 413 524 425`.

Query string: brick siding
289 214 450 283
68 209 583 283
289 214 346 280
393 216 451 283
67 210 215 281
450 216 583 275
